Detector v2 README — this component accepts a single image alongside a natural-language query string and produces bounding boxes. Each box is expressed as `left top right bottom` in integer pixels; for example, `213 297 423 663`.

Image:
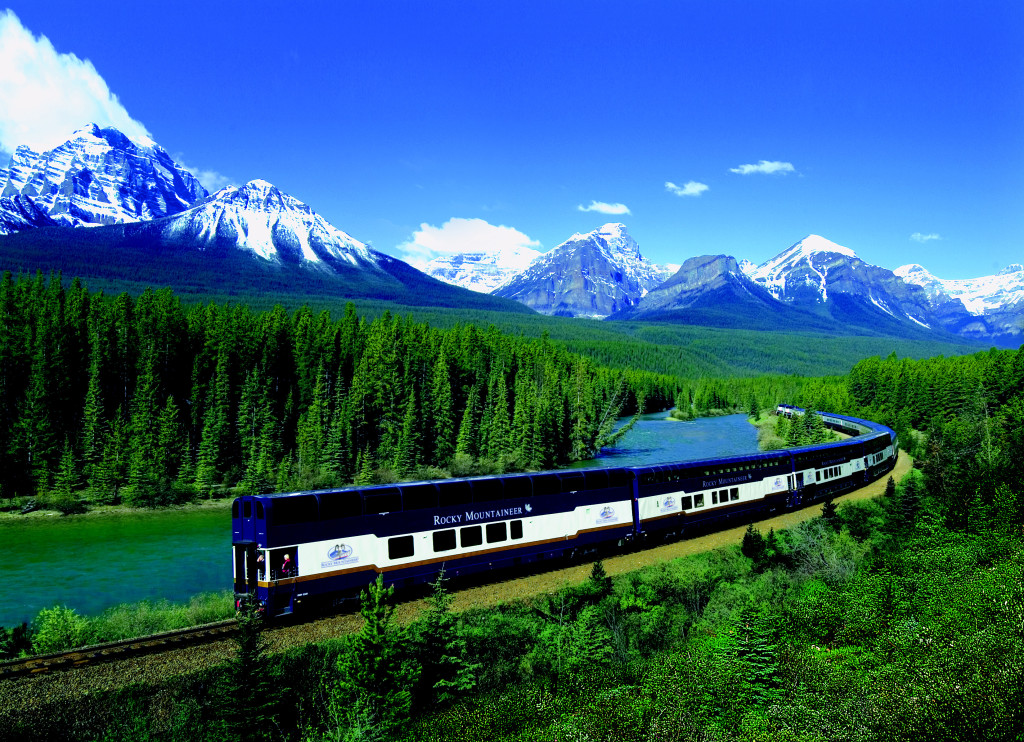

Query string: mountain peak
787 234 858 259
1000 264 1023 275
494 222 671 317
70 123 158 152
0 124 205 226
165 178 372 266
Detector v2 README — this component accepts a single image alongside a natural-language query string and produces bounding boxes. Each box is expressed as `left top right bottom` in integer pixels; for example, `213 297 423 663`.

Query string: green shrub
33 605 88 654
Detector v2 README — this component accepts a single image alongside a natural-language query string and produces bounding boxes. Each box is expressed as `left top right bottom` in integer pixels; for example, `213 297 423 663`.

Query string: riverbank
0 496 234 523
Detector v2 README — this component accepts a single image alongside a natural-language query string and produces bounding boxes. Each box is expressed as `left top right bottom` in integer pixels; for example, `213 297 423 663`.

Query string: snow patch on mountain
748 234 859 303
162 179 377 267
895 263 1024 315
424 243 542 293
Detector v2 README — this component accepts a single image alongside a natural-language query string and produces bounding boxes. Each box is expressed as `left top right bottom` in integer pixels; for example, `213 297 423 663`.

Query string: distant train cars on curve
232 407 897 616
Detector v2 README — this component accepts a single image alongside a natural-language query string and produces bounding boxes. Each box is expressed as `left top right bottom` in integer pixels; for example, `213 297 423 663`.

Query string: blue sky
1 1 1021 279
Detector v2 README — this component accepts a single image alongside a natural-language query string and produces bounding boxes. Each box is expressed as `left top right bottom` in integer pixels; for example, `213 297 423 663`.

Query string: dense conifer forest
0 272 697 509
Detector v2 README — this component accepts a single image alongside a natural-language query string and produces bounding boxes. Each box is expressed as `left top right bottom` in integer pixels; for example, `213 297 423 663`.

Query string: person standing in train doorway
280 552 295 578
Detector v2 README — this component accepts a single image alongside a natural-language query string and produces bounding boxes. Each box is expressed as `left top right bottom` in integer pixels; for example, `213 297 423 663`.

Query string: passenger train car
232 408 897 616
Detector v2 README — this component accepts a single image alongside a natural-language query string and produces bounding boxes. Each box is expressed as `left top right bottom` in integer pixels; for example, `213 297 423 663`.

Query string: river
0 413 758 627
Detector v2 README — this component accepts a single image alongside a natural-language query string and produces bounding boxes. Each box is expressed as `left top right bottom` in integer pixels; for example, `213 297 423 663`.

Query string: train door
233 540 257 596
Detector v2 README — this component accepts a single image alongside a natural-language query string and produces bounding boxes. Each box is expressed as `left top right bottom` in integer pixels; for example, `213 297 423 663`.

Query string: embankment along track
0 451 912 720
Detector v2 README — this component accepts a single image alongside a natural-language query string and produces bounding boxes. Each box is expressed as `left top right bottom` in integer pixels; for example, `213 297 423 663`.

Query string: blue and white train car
233 408 899 616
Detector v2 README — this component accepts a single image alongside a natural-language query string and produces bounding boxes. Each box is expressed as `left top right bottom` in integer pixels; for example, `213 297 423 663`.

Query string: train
231 407 897 616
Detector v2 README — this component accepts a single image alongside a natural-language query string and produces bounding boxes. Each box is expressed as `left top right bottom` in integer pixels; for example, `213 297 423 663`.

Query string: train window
438 481 472 507
486 522 507 543
388 535 415 560
232 501 240 518
816 471 821 482
365 488 402 515
244 500 252 518
607 469 633 488
460 526 483 548
256 502 264 519
401 483 439 511
711 492 718 505
680 496 693 510
694 494 704 508
583 470 609 490
730 488 739 501
433 530 456 552
532 474 561 496
559 473 585 493
510 520 523 539
472 478 504 503
501 476 532 500
319 492 361 520
273 495 319 525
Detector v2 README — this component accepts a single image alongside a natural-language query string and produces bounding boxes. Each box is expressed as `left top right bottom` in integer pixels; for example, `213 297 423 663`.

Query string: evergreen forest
0 272 690 510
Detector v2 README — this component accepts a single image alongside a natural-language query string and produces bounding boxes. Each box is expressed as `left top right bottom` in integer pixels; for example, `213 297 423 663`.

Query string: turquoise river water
0 413 758 627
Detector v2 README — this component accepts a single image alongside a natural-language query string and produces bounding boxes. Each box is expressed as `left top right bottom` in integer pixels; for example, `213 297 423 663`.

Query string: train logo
322 543 358 568
525 503 533 513
328 543 353 561
659 497 676 513
597 506 618 524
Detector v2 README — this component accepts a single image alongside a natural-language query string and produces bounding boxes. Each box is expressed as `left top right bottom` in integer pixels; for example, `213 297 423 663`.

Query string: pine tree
741 523 768 572
215 596 276 742
333 574 419 737
735 608 780 706
394 387 420 476
485 365 511 466
411 570 479 706
589 559 613 598
429 353 456 467
822 499 840 532
454 386 479 459
50 438 84 514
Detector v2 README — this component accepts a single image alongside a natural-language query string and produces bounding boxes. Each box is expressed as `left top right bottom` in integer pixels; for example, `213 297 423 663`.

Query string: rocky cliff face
0 195 58 235
493 223 672 318
0 124 206 227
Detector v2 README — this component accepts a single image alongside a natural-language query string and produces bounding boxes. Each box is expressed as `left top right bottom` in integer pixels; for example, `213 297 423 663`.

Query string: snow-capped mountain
895 263 1024 316
741 234 958 332
161 179 381 269
423 244 542 293
744 234 859 303
895 263 1023 342
0 195 58 235
0 124 206 227
493 223 673 318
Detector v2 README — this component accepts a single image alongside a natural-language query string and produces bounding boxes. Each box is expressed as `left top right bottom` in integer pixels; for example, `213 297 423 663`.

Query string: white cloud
910 232 942 243
729 160 796 175
0 10 151 154
397 217 542 269
577 200 631 215
174 156 235 193
665 180 709 197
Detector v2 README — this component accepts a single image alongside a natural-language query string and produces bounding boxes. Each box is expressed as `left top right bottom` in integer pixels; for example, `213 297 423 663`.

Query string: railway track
0 451 912 684
0 619 237 679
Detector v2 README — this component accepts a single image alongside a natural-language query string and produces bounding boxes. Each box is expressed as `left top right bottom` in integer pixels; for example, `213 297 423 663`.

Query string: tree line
0 272 683 509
